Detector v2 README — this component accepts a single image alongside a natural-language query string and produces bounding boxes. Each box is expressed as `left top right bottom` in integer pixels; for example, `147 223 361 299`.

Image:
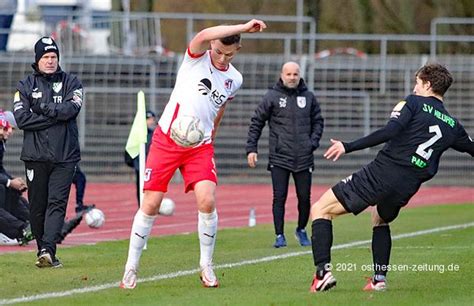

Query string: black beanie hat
34 36 60 64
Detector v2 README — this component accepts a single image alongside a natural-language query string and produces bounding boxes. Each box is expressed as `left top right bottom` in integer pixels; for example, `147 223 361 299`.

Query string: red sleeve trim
187 47 206 59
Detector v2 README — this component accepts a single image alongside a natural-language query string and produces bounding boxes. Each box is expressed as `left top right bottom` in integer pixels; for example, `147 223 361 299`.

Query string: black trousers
72 165 86 210
270 165 312 235
25 161 76 256
0 186 29 239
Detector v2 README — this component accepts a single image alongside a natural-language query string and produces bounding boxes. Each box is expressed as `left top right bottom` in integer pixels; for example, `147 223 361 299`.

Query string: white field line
1 222 472 305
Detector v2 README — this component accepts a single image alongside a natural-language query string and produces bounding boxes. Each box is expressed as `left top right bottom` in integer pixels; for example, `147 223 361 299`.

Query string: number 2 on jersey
416 125 442 160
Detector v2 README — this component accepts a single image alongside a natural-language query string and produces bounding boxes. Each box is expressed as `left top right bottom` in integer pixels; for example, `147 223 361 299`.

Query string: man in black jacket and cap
13 36 83 267
246 61 324 248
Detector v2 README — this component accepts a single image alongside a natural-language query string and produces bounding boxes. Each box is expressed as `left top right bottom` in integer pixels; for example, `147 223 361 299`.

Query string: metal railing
1 53 471 185
0 12 472 185
5 11 473 58
430 17 474 58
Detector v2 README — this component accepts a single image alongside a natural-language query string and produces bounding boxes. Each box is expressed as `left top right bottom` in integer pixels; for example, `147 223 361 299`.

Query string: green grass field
1 204 473 305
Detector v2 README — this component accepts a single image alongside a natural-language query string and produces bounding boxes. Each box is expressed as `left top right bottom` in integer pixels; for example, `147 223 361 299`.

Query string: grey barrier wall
0 53 472 186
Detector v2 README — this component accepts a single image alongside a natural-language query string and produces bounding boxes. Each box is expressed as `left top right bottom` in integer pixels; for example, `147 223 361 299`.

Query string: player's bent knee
310 201 341 220
141 205 159 216
141 193 164 216
198 203 215 214
196 195 216 213
310 188 347 220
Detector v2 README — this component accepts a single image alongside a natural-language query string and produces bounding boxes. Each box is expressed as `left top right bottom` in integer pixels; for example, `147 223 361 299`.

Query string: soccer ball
170 116 204 147
159 198 175 216
84 208 105 228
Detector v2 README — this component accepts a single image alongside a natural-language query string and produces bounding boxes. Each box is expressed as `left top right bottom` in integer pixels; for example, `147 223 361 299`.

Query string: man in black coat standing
13 37 83 267
246 61 324 248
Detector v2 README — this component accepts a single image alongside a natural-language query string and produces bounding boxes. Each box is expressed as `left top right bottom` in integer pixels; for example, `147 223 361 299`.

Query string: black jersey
376 94 473 182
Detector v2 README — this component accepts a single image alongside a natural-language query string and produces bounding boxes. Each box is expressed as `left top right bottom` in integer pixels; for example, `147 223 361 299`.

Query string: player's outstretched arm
189 19 267 54
324 139 346 161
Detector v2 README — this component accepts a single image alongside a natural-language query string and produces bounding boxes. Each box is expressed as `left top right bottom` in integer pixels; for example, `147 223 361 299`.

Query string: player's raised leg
309 188 347 292
195 180 219 288
120 190 163 289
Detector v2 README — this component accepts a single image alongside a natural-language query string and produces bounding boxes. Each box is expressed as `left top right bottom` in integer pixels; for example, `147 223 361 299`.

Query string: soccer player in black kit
308 63 474 292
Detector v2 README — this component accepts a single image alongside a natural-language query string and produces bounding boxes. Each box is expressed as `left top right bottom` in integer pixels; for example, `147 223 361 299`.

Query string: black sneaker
19 223 34 246
58 214 83 243
51 257 63 268
76 204 96 215
35 249 63 268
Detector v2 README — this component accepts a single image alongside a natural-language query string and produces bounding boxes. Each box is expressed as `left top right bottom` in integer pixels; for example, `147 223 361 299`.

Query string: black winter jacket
13 64 82 163
246 78 324 172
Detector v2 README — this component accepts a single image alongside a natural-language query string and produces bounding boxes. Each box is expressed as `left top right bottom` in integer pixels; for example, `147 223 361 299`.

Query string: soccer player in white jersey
120 19 267 289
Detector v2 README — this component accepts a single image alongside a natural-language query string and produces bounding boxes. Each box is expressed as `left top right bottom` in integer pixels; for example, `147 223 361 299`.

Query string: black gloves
40 102 57 117
31 102 57 117
30 101 42 114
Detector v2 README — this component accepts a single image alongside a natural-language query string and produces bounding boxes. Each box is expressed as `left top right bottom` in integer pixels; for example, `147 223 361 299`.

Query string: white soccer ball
159 198 175 216
84 208 105 228
170 116 204 147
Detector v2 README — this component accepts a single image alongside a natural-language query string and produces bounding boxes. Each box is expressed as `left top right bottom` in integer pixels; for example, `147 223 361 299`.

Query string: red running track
1 183 472 254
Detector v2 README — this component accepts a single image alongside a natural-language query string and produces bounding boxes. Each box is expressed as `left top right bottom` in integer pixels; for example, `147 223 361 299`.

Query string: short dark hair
220 34 241 46
415 63 453 96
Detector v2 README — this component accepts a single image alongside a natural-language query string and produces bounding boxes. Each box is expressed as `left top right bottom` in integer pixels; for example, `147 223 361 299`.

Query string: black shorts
332 160 421 223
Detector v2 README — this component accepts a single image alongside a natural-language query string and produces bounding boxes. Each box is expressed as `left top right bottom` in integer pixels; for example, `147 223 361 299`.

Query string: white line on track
1 222 472 305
